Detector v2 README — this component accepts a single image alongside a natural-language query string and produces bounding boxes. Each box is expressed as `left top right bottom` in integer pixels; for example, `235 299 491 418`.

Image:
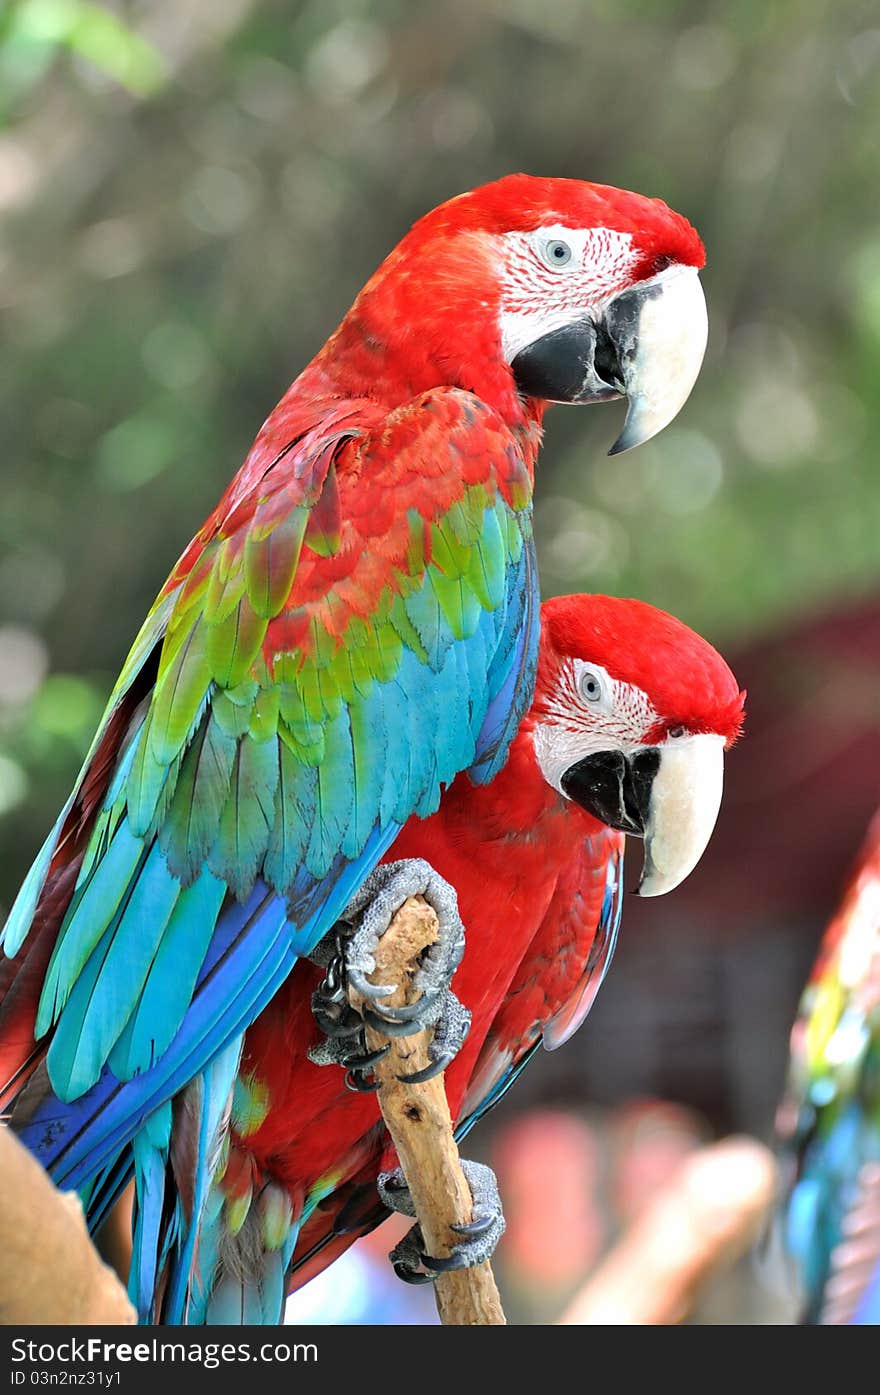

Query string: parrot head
529 594 744 896
343 173 707 452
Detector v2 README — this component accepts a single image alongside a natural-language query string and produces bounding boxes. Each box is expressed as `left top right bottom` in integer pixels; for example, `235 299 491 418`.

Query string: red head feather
316 175 705 423
537 593 745 748
407 174 705 280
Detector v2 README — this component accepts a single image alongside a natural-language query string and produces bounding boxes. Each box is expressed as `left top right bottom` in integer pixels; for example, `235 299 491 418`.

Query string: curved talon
418 1250 465 1274
315 860 469 1091
344 1069 382 1093
320 953 345 996
346 968 395 1002
341 1043 391 1072
450 1212 496 1238
364 992 440 1026
393 1262 434 1286
311 1007 361 1040
384 1154 503 1286
396 1052 454 1085
362 1008 425 1038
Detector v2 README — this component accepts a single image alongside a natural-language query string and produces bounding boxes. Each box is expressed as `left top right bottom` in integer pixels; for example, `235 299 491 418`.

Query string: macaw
777 809 880 1324
0 174 708 1315
136 592 744 1323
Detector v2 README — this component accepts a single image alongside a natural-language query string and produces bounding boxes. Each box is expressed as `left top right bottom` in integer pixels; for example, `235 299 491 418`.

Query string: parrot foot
393 990 471 1085
338 858 466 1023
378 1160 505 1283
309 859 469 1087
309 931 368 1050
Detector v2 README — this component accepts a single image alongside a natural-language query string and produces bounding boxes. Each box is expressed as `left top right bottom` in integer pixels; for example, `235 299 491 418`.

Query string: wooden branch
558 1136 777 1325
0 1124 135 1324
349 894 506 1325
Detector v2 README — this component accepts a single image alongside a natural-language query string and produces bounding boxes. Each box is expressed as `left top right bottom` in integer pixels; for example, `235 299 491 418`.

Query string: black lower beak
560 748 660 834
512 320 623 405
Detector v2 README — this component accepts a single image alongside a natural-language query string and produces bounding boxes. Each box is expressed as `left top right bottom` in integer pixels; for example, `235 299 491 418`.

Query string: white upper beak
637 732 725 897
608 265 709 456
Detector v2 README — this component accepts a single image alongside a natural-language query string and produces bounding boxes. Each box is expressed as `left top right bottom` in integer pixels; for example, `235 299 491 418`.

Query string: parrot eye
579 669 604 704
668 726 687 739
543 239 573 268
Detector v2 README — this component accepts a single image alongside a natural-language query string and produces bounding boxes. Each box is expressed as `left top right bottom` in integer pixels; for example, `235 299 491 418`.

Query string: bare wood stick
349 894 506 1325
558 1136 777 1325
0 1125 135 1324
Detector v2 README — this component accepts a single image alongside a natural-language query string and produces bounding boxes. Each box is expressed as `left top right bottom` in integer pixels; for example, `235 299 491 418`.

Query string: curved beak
606 265 708 455
560 732 725 897
636 733 724 896
510 263 708 454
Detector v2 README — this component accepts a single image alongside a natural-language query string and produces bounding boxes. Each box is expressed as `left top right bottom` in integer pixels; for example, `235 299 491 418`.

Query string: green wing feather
5 389 538 1115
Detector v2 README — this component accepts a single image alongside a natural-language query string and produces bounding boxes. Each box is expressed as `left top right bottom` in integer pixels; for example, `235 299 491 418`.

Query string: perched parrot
0 175 708 1318
777 808 880 1324
131 593 744 1323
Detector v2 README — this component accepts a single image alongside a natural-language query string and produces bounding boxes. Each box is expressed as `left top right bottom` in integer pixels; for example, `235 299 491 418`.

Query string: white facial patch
499 225 639 364
531 659 659 797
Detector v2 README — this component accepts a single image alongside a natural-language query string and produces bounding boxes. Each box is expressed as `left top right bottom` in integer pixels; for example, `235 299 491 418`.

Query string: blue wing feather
468 538 538 785
7 450 539 1329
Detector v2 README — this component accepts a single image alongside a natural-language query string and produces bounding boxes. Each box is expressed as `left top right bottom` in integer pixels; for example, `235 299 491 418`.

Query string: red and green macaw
777 809 880 1324
0 175 708 1313
135 593 743 1323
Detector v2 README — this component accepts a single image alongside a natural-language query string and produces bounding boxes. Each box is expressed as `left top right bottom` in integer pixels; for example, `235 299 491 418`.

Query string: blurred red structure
494 1110 604 1292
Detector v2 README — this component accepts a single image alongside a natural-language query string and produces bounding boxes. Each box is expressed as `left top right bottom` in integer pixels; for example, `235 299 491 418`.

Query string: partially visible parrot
138 593 744 1323
777 809 880 1324
0 176 709 1300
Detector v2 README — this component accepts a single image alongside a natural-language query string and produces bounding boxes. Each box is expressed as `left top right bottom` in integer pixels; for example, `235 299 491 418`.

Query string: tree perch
558 1135 777 1325
349 894 506 1325
0 1124 135 1324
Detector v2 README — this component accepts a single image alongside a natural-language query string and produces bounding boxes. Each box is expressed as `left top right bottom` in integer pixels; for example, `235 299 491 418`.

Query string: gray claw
388 1226 429 1281
362 1008 431 1038
379 1159 505 1283
311 1006 361 1040
417 1249 461 1273
393 1262 434 1286
396 1053 454 1085
341 1040 390 1093
345 1069 382 1093
394 992 471 1083
341 1044 390 1072
345 967 395 1003
311 859 468 1086
341 859 465 1024
365 995 436 1025
450 1212 497 1239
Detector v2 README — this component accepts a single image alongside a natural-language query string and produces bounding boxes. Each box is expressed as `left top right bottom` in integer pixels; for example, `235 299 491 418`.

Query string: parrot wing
0 588 178 1109
1 387 539 1196
777 819 880 1324
127 824 621 1323
129 1075 388 1324
456 829 624 1140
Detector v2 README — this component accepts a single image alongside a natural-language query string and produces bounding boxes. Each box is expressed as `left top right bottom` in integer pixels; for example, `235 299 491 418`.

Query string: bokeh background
2 0 880 1323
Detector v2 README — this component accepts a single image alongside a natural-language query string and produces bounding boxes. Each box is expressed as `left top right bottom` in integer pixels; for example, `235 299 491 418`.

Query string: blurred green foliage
2 0 880 902
0 0 167 110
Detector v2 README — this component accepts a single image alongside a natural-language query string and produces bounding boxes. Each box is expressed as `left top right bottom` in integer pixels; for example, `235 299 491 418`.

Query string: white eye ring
542 238 573 269
579 669 604 704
